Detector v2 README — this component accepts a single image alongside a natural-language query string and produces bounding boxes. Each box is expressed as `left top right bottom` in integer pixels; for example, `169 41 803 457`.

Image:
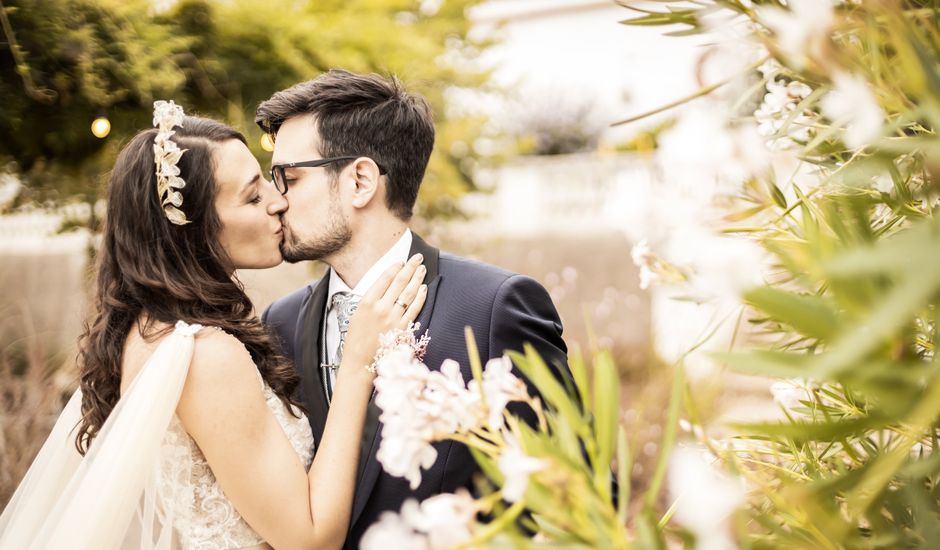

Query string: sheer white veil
0 321 203 550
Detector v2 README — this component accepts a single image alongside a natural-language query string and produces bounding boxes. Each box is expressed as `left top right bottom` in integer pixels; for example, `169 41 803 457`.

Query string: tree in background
0 0 491 217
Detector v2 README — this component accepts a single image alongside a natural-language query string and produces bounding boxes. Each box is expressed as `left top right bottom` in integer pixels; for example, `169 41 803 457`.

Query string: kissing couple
0 69 570 550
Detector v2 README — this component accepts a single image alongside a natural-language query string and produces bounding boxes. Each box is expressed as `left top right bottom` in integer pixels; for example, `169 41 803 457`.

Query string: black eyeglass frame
270 156 388 195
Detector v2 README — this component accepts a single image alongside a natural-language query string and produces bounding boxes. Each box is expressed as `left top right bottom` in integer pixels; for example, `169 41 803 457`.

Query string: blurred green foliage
623 0 940 547
0 0 491 216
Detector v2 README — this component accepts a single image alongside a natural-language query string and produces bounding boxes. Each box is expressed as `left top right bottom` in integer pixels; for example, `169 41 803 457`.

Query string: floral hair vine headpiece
152 100 189 225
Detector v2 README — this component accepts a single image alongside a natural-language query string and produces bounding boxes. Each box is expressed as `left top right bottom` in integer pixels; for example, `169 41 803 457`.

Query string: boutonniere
367 322 430 374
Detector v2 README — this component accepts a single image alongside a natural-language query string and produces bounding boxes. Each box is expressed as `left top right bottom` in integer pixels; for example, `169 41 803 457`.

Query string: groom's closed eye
282 168 301 183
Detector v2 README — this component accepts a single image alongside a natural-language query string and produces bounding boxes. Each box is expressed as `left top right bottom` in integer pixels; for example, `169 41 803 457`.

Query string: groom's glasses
270 156 388 195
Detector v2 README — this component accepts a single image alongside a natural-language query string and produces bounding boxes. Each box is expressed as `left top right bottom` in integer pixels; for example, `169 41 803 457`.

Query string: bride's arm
176 254 427 550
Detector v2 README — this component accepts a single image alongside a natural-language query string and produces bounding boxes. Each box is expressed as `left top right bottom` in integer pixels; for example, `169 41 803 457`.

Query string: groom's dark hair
255 69 435 221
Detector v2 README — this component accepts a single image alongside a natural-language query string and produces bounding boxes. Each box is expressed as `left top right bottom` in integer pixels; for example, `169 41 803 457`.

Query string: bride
0 101 427 549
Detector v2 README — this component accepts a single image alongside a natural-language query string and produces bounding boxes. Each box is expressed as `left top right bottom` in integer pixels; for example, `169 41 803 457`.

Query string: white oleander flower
755 79 816 148
733 123 774 178
872 173 894 194
656 108 771 193
360 507 430 550
760 80 813 118
361 490 477 550
374 346 429 412
374 332 529 489
630 239 692 291
757 0 834 68
770 379 838 416
770 379 813 410
757 58 783 80
668 446 745 550
374 346 439 489
696 7 768 89
376 433 439 490
470 356 529 431
631 239 660 290
666 227 766 304
656 108 733 182
406 490 477 548
693 235 766 302
497 433 547 502
820 71 885 149
424 360 483 433
374 345 485 489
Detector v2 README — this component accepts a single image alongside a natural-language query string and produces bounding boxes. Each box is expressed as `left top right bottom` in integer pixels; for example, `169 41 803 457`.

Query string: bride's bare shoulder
178 327 268 436
191 327 253 366
185 328 259 393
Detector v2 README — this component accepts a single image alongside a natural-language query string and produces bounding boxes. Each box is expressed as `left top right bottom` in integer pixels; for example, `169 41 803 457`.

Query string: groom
256 69 569 547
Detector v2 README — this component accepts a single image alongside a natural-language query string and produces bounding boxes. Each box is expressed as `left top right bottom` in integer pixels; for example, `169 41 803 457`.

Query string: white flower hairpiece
152 100 189 225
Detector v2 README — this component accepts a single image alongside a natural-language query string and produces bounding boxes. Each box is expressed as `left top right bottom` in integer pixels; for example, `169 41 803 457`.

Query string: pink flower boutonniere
367 322 430 374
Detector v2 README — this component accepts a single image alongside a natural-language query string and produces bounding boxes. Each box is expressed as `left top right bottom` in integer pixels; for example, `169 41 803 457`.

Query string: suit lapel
298 271 331 447
350 233 442 526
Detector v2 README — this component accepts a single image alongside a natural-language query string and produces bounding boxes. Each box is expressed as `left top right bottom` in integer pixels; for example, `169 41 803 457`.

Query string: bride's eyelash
249 194 262 204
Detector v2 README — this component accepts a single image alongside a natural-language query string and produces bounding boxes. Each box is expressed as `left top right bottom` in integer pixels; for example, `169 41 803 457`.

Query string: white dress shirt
324 230 413 389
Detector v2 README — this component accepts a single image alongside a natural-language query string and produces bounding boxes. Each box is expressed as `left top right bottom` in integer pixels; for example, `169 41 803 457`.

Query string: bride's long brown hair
75 116 303 454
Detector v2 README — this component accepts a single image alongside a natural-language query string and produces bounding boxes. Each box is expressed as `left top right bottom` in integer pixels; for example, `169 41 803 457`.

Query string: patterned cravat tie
323 291 358 402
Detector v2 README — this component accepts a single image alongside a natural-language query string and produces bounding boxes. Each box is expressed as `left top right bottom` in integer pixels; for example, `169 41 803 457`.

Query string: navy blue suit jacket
262 234 569 548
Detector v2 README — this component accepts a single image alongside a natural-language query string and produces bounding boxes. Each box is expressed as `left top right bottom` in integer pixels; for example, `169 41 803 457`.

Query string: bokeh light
91 117 111 139
260 133 274 152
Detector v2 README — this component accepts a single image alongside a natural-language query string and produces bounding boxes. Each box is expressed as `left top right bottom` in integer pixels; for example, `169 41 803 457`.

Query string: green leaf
812 258 940 378
847 361 936 417
714 349 808 377
644 365 683 508
465 326 485 384
729 416 886 444
825 217 940 277
509 346 586 435
724 204 769 222
551 413 588 467
636 507 667 550
770 182 788 209
846 374 940 518
619 11 698 27
592 350 619 500
568 349 591 418
898 453 940 480
744 287 840 340
469 445 502 485
617 426 631 526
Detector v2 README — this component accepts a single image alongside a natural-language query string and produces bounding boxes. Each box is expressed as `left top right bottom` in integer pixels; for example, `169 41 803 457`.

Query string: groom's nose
268 188 288 216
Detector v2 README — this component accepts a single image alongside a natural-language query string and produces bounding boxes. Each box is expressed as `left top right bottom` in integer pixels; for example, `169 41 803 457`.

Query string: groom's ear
348 158 383 210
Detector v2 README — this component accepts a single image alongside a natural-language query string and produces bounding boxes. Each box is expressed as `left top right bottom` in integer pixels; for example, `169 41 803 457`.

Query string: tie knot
331 291 359 334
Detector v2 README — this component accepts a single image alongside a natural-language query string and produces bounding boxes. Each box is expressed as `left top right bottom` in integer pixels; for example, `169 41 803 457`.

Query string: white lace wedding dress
0 321 314 550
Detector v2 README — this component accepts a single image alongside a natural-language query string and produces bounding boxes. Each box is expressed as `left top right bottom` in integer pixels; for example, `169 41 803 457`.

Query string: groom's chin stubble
279 236 345 264
279 241 313 264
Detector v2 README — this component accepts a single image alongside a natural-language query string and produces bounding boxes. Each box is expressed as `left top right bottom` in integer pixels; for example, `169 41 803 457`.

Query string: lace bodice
158 342 314 550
